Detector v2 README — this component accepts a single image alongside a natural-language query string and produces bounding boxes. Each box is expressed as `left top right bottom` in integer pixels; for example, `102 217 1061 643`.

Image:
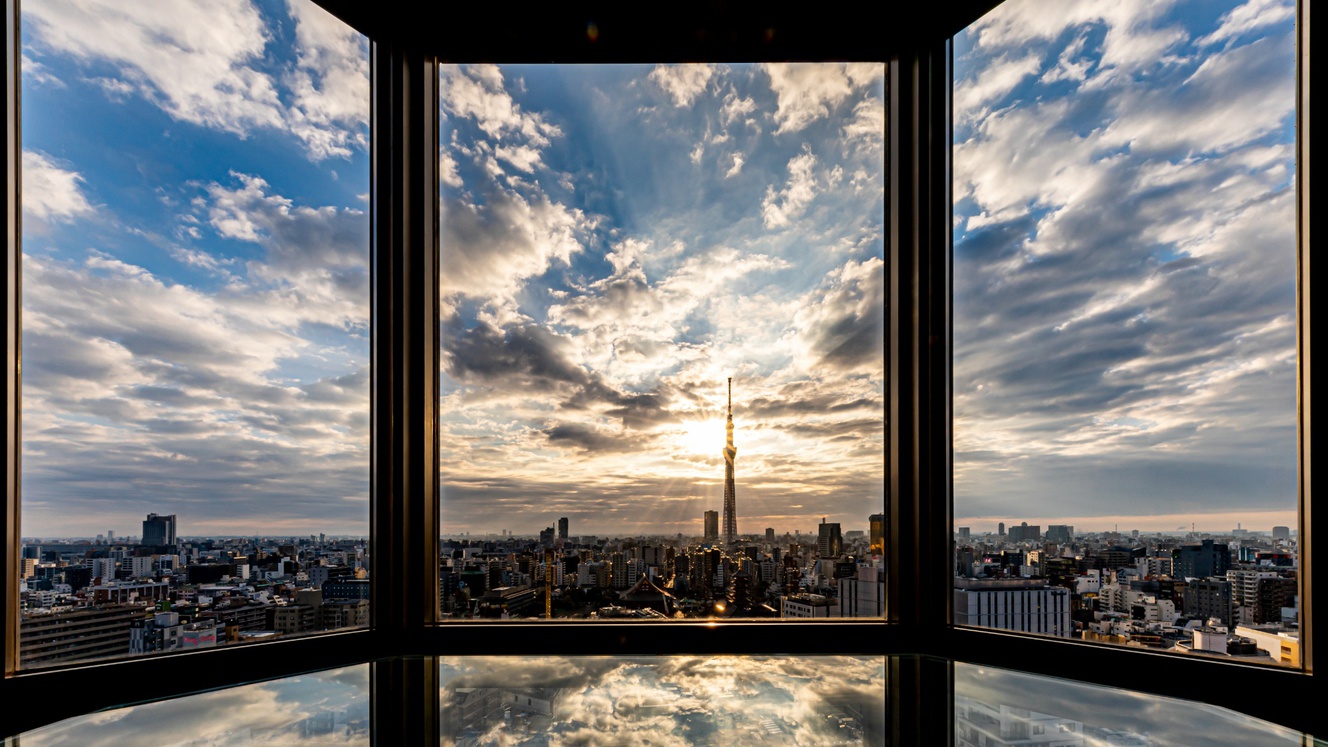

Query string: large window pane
437 64 885 620
953 0 1299 665
18 0 371 668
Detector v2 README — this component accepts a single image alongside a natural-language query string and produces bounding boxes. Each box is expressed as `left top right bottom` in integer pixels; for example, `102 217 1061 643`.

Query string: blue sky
953 0 1298 532
18 2 887 538
21 0 371 537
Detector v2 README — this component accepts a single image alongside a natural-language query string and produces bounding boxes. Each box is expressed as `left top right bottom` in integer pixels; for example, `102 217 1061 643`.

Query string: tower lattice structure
722 377 738 546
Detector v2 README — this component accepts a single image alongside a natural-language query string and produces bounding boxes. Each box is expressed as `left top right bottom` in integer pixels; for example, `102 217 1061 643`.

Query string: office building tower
870 513 885 555
1046 525 1074 543
998 522 1005 536
818 519 842 559
704 510 719 542
953 578 1072 637
1175 539 1231 580
957 527 970 543
765 527 775 543
141 513 176 547
722 377 738 546
1272 526 1291 541
558 517 568 540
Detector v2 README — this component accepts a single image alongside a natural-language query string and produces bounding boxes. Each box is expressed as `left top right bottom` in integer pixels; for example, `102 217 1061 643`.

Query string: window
0 1 1317 742
952 0 1302 668
12 0 371 670
436 62 886 622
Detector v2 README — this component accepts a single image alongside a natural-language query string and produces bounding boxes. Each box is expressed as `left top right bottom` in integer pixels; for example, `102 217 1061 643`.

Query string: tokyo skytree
722 377 737 546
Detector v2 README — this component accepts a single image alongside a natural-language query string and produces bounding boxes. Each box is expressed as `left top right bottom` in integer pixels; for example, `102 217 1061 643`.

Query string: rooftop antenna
727 377 732 420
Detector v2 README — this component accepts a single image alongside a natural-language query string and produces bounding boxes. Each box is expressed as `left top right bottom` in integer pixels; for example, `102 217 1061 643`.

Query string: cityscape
18 376 886 668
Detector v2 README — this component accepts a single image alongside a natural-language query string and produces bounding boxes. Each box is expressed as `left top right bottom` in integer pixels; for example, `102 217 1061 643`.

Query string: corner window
17 0 371 668
952 0 1300 666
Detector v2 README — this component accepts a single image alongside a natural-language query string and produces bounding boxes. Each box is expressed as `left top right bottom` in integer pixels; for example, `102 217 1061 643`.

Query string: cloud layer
952 0 1297 530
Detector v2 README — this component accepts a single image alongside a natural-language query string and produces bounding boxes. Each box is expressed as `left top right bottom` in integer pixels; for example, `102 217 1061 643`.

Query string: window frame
0 0 1319 742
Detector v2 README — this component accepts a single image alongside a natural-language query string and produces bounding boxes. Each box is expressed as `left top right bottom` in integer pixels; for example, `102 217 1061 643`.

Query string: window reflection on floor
11 664 370 746
955 662 1316 747
439 655 886 746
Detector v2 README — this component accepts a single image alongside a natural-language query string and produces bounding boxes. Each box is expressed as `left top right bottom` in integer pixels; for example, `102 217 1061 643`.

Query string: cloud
793 257 885 375
25 0 284 134
761 148 820 228
23 0 367 161
724 153 744 178
21 150 93 223
441 64 561 153
440 189 593 306
952 4 1297 523
762 63 883 135
284 0 371 159
203 172 370 327
648 64 715 107
1199 0 1295 47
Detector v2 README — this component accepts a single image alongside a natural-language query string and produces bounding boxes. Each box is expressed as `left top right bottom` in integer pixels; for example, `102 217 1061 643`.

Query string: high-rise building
558 517 568 540
1272 525 1291 541
1174 539 1231 580
818 519 842 559
141 513 176 547
722 377 738 546
703 510 719 542
869 513 885 555
765 527 775 543
953 578 1071 637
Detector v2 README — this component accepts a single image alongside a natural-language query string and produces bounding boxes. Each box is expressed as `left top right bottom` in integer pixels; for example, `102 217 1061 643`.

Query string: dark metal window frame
0 1 1319 743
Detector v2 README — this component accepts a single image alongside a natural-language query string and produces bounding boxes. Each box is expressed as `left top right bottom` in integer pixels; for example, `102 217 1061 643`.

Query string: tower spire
722 377 737 546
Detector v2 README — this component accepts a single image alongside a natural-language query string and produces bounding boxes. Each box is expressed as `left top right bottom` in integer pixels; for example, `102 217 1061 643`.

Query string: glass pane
953 0 1298 664
437 64 886 620
956 662 1317 746
11 664 370 745
440 655 886 744
19 0 371 668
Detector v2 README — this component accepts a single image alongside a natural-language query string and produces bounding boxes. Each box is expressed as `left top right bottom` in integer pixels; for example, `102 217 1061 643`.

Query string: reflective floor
7 656 1322 746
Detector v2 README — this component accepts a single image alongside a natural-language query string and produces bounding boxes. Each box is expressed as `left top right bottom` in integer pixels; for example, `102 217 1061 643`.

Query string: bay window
1 1 1318 743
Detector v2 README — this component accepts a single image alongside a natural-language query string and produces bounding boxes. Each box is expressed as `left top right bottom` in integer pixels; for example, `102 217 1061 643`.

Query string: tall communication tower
722 377 738 546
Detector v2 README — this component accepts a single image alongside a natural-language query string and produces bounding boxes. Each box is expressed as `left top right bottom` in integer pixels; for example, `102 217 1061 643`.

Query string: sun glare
675 419 723 457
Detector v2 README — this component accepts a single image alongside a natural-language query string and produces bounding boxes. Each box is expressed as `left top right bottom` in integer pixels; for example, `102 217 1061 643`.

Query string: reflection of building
722 378 738 546
955 695 1086 746
141 513 176 547
704 510 719 542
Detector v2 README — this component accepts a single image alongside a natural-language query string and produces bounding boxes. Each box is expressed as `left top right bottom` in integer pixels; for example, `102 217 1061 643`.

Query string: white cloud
25 0 285 134
761 148 820 228
648 64 715 107
22 150 93 223
284 0 371 159
762 63 883 135
23 0 369 161
441 64 561 148
955 52 1042 120
724 154 744 178
1200 0 1295 47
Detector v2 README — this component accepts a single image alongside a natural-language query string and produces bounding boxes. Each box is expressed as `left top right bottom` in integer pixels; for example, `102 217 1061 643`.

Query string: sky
952 0 1299 534
437 64 885 537
20 0 372 538
17 2 886 538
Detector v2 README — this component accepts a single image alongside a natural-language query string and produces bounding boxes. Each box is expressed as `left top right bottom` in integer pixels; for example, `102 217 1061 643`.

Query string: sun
674 418 723 457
